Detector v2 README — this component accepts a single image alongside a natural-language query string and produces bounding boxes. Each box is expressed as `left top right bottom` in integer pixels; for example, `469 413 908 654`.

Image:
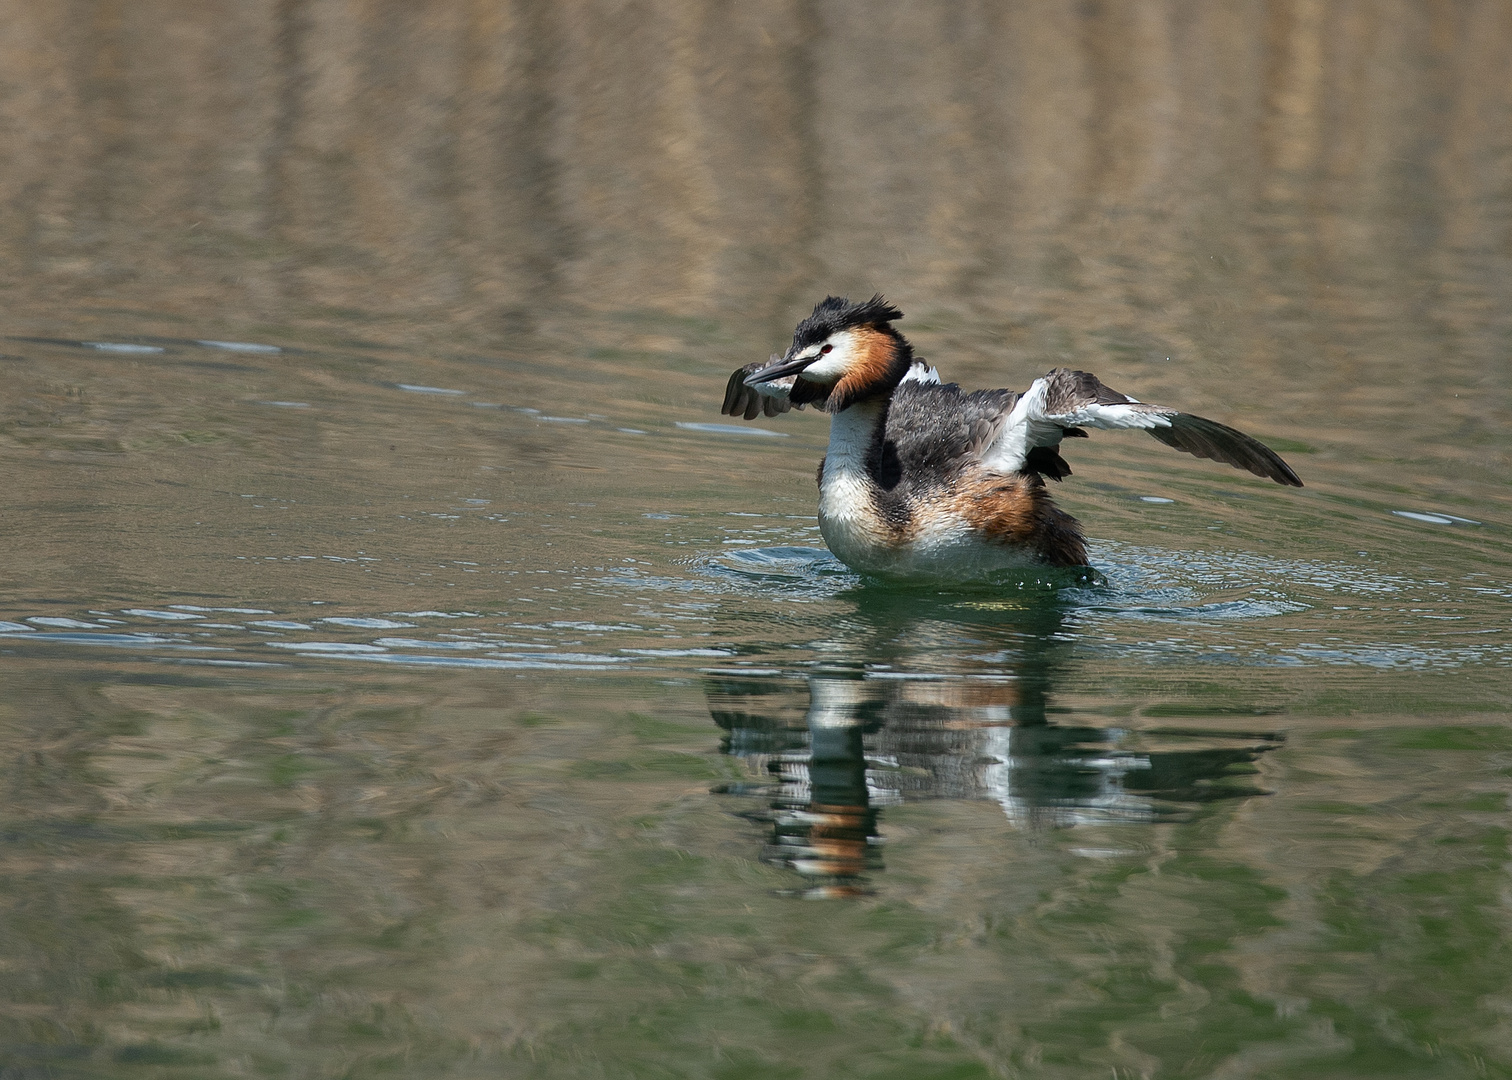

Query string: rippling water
3 320 1508 1078
3 4 1512 1078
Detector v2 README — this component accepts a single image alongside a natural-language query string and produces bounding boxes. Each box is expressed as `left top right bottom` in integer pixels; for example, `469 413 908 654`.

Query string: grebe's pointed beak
744 349 816 387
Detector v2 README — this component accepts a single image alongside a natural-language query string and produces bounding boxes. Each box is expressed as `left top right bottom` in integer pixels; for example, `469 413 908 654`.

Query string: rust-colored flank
953 473 1088 567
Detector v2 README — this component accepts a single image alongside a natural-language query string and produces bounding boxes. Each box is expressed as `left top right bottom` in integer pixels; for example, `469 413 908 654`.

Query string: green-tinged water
2 319 1508 1080
2 3 1511 1077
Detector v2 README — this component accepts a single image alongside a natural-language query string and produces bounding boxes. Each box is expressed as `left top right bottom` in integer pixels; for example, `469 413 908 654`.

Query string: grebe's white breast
815 393 1062 579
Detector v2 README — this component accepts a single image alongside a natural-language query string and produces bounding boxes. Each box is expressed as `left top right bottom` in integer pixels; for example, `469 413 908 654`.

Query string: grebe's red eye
820 344 833 354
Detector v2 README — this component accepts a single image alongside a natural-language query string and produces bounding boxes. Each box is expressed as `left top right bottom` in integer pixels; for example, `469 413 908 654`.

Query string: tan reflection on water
2 5 1512 1076
4 1 1509 370
2 653 1507 1076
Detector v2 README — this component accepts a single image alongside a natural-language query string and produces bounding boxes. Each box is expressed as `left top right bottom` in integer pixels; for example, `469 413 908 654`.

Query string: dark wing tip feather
721 363 794 421
1150 414 1303 487
720 366 756 418
1025 445 1073 481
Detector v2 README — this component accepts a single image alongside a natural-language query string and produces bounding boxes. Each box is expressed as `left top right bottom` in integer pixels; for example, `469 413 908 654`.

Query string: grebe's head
745 295 913 412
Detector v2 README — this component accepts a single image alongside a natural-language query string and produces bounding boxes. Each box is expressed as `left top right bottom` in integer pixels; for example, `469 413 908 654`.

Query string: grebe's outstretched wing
982 368 1303 487
720 358 940 421
721 356 795 419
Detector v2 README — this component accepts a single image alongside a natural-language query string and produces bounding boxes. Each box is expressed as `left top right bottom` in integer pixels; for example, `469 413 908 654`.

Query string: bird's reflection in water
707 589 1281 897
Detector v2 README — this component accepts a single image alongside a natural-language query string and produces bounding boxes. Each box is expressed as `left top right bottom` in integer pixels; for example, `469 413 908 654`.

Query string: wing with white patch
982 368 1303 486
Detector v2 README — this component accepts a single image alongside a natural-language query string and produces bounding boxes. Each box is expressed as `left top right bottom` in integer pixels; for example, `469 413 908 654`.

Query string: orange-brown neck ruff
788 326 911 413
826 326 906 412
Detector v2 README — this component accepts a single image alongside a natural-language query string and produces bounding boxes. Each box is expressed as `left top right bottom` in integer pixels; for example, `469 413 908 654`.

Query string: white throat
822 398 886 477
817 399 891 568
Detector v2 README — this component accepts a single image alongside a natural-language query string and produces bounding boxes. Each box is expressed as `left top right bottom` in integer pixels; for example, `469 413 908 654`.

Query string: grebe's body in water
722 296 1301 577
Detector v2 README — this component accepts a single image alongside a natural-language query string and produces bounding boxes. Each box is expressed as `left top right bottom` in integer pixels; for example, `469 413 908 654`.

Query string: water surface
2 4 1510 1078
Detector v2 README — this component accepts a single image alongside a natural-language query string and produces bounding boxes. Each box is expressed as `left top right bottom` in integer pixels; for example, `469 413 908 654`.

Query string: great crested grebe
721 295 1302 577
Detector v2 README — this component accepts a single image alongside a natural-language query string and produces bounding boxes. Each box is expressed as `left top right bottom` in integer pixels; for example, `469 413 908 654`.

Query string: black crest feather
791 294 904 352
